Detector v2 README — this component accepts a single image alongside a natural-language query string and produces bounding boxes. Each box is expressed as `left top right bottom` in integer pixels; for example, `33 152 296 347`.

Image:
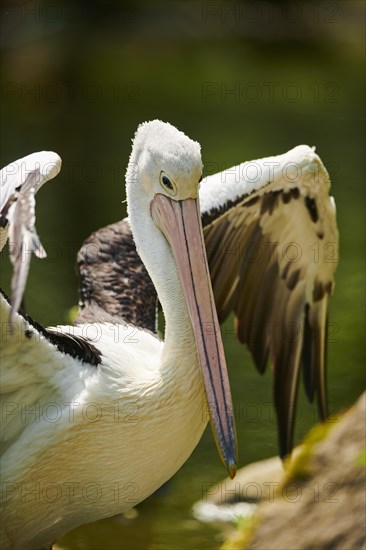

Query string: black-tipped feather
302 303 315 402
0 289 101 366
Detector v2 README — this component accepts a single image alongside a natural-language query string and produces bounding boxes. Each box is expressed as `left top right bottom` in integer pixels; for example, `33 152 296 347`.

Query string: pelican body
0 121 338 549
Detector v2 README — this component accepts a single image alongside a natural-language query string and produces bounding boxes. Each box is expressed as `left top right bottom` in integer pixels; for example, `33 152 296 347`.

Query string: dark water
0 2 364 549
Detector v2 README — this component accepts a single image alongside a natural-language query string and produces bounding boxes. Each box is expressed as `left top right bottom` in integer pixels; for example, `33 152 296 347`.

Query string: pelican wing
76 219 158 334
0 152 61 320
200 145 339 457
0 290 101 454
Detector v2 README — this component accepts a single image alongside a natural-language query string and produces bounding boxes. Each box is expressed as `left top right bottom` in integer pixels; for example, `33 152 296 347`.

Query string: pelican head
127 119 202 200
126 120 237 478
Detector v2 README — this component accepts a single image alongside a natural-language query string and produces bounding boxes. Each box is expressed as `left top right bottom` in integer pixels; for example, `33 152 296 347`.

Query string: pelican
0 121 338 549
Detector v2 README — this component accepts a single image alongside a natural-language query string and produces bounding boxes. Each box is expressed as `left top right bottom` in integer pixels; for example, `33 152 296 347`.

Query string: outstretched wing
200 145 339 457
0 151 61 320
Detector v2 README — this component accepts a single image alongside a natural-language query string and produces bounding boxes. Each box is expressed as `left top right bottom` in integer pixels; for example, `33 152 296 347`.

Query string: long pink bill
151 193 237 478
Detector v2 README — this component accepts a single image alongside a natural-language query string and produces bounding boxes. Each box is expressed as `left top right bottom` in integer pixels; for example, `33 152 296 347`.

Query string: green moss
355 448 366 467
284 418 339 482
234 515 252 530
65 305 79 324
221 515 261 550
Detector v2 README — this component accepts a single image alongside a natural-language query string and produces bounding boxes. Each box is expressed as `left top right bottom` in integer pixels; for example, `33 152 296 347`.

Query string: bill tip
228 461 236 479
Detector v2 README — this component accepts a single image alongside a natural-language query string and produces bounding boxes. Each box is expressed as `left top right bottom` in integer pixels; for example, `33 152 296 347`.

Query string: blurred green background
0 1 364 549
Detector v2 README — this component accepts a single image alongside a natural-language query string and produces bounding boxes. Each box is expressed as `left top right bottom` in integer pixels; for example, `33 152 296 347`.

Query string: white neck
126 184 194 356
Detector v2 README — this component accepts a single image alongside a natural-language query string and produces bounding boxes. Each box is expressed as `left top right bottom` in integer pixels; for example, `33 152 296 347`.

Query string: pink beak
151 194 237 478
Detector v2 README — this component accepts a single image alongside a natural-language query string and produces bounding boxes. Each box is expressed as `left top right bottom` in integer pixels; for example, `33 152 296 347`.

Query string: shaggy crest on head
126 120 203 189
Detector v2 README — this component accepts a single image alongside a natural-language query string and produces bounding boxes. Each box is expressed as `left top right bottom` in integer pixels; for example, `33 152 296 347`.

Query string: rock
223 392 366 550
193 455 287 524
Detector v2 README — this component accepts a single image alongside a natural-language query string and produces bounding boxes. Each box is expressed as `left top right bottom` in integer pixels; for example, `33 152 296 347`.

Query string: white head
126 120 203 202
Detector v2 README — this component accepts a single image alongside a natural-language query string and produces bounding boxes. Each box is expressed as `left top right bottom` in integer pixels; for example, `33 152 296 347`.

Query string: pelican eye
160 172 177 195
162 176 173 189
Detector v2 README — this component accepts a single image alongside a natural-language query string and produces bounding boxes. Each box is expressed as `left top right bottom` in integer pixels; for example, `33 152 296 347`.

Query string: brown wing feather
76 219 158 334
203 170 338 457
309 298 329 420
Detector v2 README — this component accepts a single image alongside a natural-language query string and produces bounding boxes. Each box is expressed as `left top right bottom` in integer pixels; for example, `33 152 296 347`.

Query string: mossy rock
223 393 366 550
